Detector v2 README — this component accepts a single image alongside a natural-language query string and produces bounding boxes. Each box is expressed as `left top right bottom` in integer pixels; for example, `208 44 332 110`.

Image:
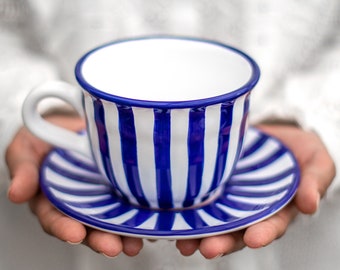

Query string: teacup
23 36 260 209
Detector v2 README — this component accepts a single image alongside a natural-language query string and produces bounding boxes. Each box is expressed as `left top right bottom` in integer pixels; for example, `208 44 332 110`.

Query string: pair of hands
6 115 335 259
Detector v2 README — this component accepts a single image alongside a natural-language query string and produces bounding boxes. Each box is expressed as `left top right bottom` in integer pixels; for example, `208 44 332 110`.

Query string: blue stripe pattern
93 99 123 198
117 105 150 207
209 101 234 192
183 107 206 207
40 127 300 239
153 109 172 208
87 94 250 208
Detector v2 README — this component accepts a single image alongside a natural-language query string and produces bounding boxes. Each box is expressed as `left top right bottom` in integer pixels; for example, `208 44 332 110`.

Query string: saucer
40 127 300 239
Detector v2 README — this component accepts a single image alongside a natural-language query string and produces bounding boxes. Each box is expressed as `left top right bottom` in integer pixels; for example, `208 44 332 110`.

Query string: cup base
116 185 225 212
39 127 300 239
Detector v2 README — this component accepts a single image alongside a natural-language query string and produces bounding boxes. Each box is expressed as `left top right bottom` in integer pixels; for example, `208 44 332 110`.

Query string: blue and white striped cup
23 36 260 209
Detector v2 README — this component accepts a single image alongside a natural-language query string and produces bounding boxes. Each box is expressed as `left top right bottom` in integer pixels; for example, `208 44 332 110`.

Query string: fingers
122 237 144 256
177 204 298 257
257 125 336 215
243 203 298 248
13 122 332 259
81 231 143 258
6 117 144 258
29 193 87 243
176 239 201 256
174 125 336 258
6 116 85 203
7 159 40 203
295 144 336 214
6 128 50 203
295 170 321 214
84 230 123 258
30 193 144 257
198 231 245 259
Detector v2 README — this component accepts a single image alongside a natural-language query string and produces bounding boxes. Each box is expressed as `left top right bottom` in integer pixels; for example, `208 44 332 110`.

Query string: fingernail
6 183 13 199
211 253 224 259
315 194 321 211
147 239 158 243
101 253 118 259
6 187 11 199
6 184 17 203
67 240 83 245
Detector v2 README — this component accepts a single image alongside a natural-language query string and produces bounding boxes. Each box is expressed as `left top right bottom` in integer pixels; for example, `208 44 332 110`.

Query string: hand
6 114 143 258
176 124 336 259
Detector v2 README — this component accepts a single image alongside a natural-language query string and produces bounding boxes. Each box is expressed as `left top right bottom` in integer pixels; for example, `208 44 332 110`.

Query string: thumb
7 159 40 203
295 147 335 214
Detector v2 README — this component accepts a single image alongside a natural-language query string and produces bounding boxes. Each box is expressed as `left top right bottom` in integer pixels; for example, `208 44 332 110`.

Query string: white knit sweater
0 1 340 269
1 0 339 191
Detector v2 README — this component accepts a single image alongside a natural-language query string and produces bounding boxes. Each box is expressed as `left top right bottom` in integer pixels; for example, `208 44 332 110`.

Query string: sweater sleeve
0 3 59 193
282 37 340 194
244 0 340 194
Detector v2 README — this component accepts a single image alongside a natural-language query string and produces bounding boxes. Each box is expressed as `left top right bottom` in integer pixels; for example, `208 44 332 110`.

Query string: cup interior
77 37 258 103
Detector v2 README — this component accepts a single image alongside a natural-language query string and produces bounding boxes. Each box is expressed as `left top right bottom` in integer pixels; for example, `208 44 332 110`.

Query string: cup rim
75 35 260 108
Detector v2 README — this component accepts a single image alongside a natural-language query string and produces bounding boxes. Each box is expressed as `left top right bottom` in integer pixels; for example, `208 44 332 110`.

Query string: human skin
177 124 335 258
6 116 335 258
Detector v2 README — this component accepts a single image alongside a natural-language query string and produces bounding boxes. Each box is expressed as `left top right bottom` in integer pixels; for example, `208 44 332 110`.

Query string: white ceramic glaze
39 128 300 239
23 36 260 209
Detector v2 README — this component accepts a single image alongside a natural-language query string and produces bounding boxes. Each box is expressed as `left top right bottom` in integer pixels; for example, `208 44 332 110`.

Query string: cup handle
22 81 92 158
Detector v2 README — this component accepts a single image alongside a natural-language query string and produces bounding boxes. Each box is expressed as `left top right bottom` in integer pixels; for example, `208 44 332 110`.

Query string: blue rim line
39 128 300 239
75 36 260 108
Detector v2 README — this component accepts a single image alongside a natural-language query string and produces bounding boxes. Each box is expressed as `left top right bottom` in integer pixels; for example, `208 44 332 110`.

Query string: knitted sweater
0 1 340 269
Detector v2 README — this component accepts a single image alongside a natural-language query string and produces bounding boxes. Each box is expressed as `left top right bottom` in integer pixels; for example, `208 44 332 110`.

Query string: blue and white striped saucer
40 127 300 239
